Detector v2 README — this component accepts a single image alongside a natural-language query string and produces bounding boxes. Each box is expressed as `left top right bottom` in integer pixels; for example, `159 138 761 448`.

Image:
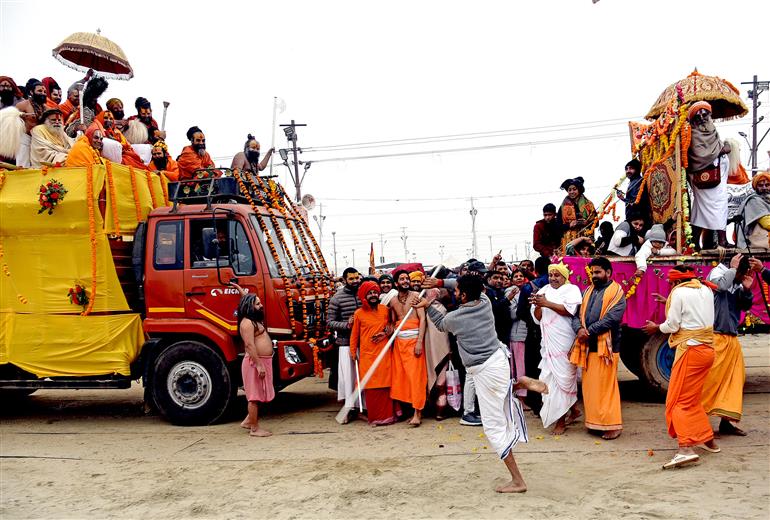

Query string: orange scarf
665 279 714 363
569 281 624 369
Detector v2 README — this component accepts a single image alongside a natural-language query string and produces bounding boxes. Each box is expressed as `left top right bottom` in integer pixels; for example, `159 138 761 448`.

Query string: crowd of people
0 73 274 180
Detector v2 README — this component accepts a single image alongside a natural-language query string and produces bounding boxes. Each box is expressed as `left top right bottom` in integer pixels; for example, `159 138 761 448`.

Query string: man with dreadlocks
178 126 216 180
64 77 109 137
232 283 275 437
230 134 275 173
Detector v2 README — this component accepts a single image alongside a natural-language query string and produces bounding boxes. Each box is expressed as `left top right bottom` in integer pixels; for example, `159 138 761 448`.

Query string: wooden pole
674 135 683 253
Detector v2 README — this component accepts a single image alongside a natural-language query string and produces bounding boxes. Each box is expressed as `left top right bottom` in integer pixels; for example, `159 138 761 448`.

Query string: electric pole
400 227 408 262
332 231 338 276
469 197 478 259
279 119 307 202
312 203 326 250
352 248 355 269
488 235 493 261
379 233 386 264
524 240 532 259
741 75 768 175
439 244 445 263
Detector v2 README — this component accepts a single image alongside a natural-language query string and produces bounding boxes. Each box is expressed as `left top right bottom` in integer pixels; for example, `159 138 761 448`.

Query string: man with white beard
30 108 73 168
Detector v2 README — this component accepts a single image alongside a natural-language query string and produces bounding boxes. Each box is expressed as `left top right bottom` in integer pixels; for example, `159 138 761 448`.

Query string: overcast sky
2 0 768 272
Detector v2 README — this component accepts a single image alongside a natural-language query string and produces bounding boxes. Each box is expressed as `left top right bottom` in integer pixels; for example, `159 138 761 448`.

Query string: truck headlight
284 345 302 364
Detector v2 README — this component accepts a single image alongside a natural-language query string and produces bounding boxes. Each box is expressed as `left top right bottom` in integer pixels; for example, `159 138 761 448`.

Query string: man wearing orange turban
349 280 397 425
736 171 770 250
642 265 719 469
64 121 104 167
149 140 180 181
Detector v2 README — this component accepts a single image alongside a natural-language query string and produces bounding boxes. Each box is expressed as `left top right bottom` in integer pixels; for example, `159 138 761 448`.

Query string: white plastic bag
446 360 462 412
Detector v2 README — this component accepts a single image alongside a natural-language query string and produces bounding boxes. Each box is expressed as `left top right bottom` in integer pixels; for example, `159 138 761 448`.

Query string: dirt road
1 336 768 519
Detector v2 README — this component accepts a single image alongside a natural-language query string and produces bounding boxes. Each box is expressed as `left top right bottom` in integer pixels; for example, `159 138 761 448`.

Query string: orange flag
369 242 376 275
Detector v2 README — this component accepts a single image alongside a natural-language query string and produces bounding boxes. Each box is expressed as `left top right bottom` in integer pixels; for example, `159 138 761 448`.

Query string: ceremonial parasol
645 69 748 121
52 30 134 80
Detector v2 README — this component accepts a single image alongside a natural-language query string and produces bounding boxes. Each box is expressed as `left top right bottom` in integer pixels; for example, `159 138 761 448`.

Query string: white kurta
690 158 729 230
532 283 582 428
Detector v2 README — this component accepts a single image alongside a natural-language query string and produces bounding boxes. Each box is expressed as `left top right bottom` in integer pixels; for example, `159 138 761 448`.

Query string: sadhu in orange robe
177 145 215 180
64 133 103 167
390 314 428 411
569 280 625 431
350 300 398 425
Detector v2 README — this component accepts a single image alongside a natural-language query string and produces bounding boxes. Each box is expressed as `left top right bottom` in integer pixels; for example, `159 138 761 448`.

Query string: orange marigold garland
82 164 97 316
145 170 159 208
105 161 121 235
128 166 143 222
233 169 298 338
0 241 28 305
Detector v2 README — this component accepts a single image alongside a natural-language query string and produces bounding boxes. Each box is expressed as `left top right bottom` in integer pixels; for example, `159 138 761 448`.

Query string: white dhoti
337 345 364 408
466 348 528 459
532 283 581 428
690 158 729 230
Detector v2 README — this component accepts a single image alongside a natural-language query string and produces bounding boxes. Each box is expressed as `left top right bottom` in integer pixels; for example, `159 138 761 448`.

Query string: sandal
699 444 721 453
662 453 699 469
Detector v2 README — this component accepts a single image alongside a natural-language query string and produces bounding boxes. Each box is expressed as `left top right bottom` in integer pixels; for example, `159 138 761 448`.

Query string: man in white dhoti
413 275 547 493
326 268 364 419
531 263 582 435
687 101 731 249
30 108 73 168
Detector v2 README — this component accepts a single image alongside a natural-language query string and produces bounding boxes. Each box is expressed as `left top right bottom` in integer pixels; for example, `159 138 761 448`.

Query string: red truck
0 168 333 425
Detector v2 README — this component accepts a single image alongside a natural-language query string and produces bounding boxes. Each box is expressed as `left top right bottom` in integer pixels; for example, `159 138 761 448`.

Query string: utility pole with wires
488 235 493 261
741 75 769 175
469 198 478 259
332 231 338 276
400 227 408 262
439 244 445 263
379 233 386 264
279 119 307 202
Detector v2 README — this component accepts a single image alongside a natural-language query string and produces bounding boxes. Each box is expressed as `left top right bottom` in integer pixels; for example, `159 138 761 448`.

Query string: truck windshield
250 215 315 278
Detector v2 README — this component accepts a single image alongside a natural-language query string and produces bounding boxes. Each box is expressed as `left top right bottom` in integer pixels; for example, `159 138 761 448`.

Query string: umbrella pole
78 82 86 128
335 265 442 424
161 101 170 132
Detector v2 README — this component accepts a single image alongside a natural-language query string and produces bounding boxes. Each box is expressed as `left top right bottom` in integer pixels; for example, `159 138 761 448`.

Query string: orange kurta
177 145 215 180
150 157 180 181
701 333 745 421
390 316 427 410
64 135 103 167
350 304 392 389
665 344 715 447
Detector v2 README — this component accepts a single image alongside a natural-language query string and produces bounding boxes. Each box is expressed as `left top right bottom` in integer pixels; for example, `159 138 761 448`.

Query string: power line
305 116 641 152
309 132 626 164
318 185 604 202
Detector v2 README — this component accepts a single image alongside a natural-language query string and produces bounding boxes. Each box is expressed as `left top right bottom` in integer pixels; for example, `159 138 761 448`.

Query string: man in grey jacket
411 275 547 493
327 268 362 407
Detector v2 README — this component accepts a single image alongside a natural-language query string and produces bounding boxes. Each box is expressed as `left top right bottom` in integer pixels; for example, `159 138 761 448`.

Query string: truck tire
618 326 644 378
150 341 236 426
639 332 675 401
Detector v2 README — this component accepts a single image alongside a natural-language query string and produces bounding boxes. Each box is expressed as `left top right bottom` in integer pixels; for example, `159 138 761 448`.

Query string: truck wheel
150 341 236 426
618 326 644 378
639 332 675 400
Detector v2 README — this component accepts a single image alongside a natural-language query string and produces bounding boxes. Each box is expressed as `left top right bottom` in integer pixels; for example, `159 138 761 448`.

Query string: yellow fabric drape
0 312 145 377
104 163 165 235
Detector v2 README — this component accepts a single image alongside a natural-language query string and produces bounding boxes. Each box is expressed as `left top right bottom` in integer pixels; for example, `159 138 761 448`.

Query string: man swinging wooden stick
414 274 549 493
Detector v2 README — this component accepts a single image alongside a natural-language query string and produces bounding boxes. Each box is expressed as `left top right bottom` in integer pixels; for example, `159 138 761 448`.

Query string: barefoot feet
495 480 527 493
564 407 582 426
602 429 622 440
249 428 272 437
516 376 549 395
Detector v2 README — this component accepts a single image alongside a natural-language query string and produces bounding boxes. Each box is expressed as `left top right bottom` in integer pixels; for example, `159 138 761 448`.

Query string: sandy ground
1 335 768 520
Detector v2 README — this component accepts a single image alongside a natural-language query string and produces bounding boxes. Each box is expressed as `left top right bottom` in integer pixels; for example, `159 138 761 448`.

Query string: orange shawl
569 281 624 369
64 135 103 167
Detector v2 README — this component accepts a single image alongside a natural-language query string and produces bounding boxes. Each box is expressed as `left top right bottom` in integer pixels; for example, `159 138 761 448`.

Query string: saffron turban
357 281 380 302
153 139 169 153
409 271 425 282
687 101 712 121
751 171 770 191
668 268 697 282
548 263 571 282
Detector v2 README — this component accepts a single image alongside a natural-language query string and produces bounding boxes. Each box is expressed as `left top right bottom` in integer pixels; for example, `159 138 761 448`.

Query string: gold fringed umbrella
52 30 134 80
645 69 747 121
